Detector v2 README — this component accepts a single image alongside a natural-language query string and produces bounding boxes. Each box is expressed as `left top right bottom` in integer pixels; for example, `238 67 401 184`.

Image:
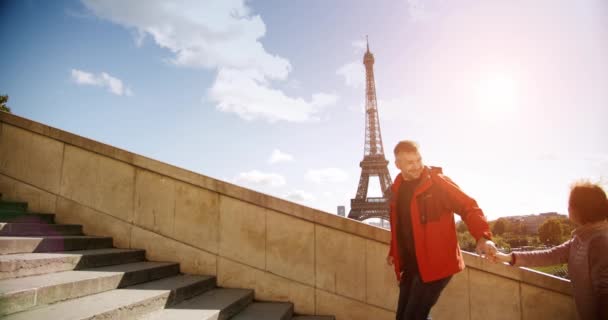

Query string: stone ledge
0 112 389 244
463 251 571 295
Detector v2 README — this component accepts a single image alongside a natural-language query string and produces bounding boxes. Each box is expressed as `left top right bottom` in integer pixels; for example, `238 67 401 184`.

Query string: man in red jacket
386 140 497 320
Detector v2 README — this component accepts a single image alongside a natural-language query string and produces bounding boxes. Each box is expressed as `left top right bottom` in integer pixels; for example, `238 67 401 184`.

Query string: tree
510 219 527 235
457 231 476 252
559 217 575 236
538 218 564 246
0 95 11 113
492 235 512 252
456 220 468 233
504 235 528 248
492 218 509 236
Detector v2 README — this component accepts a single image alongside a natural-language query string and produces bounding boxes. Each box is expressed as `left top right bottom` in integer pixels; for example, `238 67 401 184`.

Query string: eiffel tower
348 38 392 222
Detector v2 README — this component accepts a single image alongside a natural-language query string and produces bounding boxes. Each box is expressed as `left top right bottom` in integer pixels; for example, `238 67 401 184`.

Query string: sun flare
475 73 519 119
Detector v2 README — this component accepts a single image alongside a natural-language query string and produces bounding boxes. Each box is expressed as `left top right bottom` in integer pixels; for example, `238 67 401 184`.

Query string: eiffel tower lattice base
348 156 392 221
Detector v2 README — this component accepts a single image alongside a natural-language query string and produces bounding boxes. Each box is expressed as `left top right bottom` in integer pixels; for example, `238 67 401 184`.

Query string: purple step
0 223 82 236
0 236 114 255
0 212 55 224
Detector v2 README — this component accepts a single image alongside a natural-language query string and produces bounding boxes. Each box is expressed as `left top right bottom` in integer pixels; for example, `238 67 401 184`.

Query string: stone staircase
0 199 334 320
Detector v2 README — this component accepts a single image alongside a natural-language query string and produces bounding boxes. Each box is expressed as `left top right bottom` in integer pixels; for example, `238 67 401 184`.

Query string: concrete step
2 274 216 320
0 201 27 212
231 302 294 320
292 316 336 320
0 212 55 224
0 248 146 279
0 261 180 316
0 235 113 255
0 223 82 236
139 288 254 320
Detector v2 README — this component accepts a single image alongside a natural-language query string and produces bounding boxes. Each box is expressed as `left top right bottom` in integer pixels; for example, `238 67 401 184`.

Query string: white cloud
233 170 286 188
351 40 366 52
101 73 133 96
70 69 133 96
322 191 334 197
312 92 339 108
337 62 365 88
269 149 294 164
71 69 97 85
209 68 338 122
82 0 336 122
284 190 315 203
336 41 367 88
305 168 349 184
82 0 289 79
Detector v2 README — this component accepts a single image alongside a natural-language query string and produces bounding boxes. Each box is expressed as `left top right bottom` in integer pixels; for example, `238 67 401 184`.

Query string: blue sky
1 0 607 220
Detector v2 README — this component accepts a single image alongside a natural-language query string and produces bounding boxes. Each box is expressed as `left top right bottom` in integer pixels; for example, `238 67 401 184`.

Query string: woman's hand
494 252 513 264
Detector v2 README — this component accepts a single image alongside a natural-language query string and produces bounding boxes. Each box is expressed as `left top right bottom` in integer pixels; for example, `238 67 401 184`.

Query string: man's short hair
569 181 608 224
393 140 420 156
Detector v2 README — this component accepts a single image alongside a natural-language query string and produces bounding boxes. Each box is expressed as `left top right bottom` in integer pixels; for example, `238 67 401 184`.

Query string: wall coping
0 112 390 243
0 111 572 296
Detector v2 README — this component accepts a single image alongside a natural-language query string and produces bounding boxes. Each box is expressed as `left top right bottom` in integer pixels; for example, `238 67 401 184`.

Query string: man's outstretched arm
432 173 493 242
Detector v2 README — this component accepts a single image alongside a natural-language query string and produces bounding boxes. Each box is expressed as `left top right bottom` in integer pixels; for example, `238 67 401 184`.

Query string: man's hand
386 255 394 266
475 239 498 259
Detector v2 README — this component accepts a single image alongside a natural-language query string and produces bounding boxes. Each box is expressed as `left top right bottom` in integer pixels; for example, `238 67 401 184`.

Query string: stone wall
0 112 577 319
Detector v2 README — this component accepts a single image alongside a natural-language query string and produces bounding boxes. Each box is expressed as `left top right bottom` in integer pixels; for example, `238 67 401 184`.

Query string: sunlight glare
475 73 519 119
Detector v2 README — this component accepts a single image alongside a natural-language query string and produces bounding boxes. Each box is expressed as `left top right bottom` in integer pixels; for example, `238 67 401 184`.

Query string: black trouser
395 271 452 320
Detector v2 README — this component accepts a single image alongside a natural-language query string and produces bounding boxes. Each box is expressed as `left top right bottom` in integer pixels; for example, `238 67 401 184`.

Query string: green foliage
457 231 476 252
509 219 527 235
456 220 468 233
492 235 511 252
528 236 541 247
502 233 528 248
492 218 509 235
538 218 564 246
559 217 575 236
0 95 11 113
457 214 571 254
532 263 569 279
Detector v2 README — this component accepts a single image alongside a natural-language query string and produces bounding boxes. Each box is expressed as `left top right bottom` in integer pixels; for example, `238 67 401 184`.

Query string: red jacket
388 166 492 282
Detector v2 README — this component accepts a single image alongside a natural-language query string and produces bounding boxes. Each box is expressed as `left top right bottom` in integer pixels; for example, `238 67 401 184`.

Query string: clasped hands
385 238 512 267
475 238 497 259
476 239 513 264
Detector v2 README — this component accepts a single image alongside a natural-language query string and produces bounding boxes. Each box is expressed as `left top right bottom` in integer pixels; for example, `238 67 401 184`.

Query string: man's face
395 151 423 180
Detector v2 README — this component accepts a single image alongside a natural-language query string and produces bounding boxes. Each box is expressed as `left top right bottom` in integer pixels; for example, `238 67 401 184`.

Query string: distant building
365 218 390 230
502 212 565 234
337 206 345 217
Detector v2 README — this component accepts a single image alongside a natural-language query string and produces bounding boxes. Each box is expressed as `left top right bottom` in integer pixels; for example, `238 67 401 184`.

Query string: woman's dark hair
568 181 608 224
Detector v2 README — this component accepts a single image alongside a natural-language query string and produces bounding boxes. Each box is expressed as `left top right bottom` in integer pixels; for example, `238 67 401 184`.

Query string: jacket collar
392 166 436 195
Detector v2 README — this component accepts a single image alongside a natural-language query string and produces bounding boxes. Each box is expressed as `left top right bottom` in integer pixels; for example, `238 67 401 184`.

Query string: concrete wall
0 112 577 319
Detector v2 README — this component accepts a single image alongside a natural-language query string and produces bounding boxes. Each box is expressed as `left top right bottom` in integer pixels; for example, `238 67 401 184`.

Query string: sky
1 0 607 221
